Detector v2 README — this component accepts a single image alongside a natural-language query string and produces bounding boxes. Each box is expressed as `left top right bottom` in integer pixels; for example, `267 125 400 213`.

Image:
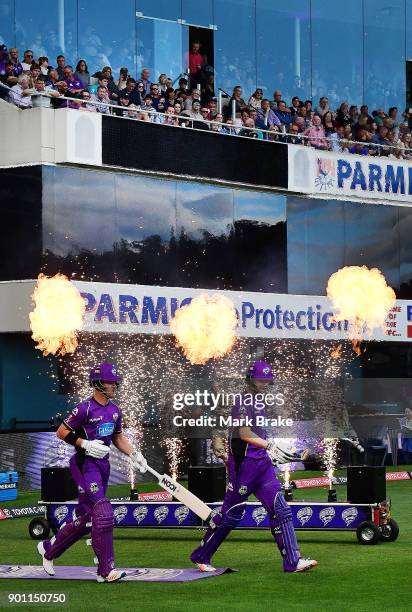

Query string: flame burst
320 438 339 489
330 343 342 360
170 294 237 364
327 266 396 342
29 274 85 355
283 465 291 488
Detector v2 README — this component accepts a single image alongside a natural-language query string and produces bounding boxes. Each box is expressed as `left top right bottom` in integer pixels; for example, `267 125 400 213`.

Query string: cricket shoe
195 563 216 572
37 541 55 576
96 569 126 583
291 558 318 573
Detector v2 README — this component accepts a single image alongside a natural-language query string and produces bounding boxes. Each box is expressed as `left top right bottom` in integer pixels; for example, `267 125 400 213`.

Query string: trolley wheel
356 520 381 545
28 517 50 540
380 518 399 542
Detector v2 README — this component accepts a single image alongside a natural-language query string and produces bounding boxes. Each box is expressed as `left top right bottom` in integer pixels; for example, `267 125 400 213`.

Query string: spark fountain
321 438 339 502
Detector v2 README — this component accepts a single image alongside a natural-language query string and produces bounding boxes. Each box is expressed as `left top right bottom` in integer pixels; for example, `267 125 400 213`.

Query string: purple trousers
191 455 300 571
43 454 114 577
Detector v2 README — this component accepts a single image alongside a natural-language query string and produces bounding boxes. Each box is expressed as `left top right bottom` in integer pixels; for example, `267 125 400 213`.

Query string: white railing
2 90 411 160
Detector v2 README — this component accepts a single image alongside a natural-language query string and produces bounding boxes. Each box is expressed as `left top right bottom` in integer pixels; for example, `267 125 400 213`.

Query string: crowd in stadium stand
1 42 412 158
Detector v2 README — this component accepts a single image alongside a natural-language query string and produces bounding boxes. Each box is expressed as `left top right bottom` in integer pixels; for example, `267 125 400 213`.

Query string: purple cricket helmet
246 360 273 381
89 362 122 383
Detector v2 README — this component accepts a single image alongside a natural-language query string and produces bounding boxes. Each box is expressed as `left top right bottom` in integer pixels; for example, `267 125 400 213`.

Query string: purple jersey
63 398 122 451
229 394 268 461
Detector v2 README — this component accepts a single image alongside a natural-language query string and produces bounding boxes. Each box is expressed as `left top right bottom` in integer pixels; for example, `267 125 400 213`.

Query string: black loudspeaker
41 467 78 502
347 466 386 503
188 465 227 502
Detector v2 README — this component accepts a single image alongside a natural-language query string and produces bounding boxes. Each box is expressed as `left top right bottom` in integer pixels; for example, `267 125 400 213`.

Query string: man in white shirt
20 49 34 71
9 74 32 108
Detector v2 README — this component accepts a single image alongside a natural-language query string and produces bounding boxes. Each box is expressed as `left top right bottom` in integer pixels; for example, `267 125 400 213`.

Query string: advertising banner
288 146 412 206
1 280 411 342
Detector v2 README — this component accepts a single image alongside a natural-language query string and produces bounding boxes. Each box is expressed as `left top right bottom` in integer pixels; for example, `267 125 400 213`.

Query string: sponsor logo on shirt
89 417 103 423
90 482 99 493
238 485 248 496
97 422 115 437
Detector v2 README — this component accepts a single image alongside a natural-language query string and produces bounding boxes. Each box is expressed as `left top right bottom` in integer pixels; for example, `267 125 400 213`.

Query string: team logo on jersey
238 485 248 496
90 482 99 493
319 507 335 526
97 422 115 437
174 506 190 524
113 413 118 421
297 506 313 526
133 506 148 524
342 507 358 526
252 507 267 525
262 367 270 375
154 505 169 524
113 506 128 524
54 505 68 523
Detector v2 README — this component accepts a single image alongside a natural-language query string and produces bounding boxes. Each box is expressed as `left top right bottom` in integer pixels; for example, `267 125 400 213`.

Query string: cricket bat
146 464 211 521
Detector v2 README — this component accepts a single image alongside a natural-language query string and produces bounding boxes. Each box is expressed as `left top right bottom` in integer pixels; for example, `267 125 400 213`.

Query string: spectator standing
140 68 151 96
56 55 66 80
38 56 49 76
315 96 329 116
188 41 204 88
74 60 90 88
21 49 34 71
64 65 83 95
227 85 247 118
290 96 302 118
8 47 23 76
116 67 129 92
336 101 351 126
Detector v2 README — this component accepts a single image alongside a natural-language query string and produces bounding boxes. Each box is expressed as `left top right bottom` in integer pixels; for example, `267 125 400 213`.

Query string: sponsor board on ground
0 505 46 519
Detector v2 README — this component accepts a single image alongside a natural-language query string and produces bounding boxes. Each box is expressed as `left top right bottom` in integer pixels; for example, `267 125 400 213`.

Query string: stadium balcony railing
0 89 409 160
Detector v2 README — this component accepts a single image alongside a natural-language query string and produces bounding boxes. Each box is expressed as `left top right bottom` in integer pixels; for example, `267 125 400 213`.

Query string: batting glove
80 439 110 459
130 450 148 474
266 440 297 465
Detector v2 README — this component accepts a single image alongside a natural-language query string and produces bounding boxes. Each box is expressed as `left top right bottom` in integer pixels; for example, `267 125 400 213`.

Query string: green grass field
0 468 411 612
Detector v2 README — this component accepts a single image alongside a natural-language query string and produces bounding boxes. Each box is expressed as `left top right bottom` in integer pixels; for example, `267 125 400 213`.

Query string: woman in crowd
247 88 263 110
75 60 90 88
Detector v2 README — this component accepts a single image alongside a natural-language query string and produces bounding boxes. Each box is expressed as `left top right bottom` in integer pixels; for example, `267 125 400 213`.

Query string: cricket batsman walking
191 361 317 573
37 362 147 582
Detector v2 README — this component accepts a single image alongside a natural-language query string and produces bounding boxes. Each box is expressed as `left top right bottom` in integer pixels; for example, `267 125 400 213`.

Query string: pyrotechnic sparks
330 343 342 360
29 274 85 355
161 437 184 479
170 294 237 364
283 464 291 488
327 266 396 342
320 438 339 489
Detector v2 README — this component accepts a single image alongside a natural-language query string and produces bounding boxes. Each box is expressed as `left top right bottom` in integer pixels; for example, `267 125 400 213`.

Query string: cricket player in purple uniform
191 361 317 573
37 362 148 583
